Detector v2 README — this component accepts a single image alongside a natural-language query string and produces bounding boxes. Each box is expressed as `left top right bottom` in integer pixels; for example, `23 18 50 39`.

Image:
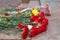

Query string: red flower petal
44 18 48 25
30 26 37 37
18 23 23 29
37 26 47 34
30 18 34 22
30 14 39 26
30 31 36 37
21 30 28 39
39 12 44 17
21 26 28 39
35 19 39 26
31 26 37 31
38 12 45 20
24 25 29 32
41 18 48 26
40 18 48 27
41 22 47 27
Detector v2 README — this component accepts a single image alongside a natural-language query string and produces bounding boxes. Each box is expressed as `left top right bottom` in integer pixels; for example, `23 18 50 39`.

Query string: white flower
28 25 33 30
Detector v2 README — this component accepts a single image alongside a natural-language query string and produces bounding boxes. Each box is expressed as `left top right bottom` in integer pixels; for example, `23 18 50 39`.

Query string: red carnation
32 16 39 25
41 18 48 27
30 16 38 22
39 12 44 17
35 19 39 26
40 22 47 27
31 14 38 20
40 18 48 27
18 23 23 29
21 31 28 39
24 26 29 32
37 26 47 34
30 31 35 37
30 17 34 22
30 26 37 37
38 12 45 20
21 26 28 39
44 18 48 25
30 15 39 26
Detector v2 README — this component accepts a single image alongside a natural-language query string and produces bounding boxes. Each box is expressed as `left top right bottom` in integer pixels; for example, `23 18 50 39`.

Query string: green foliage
0 9 32 30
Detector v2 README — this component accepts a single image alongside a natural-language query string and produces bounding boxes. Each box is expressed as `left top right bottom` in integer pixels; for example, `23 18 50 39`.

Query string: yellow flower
32 8 39 16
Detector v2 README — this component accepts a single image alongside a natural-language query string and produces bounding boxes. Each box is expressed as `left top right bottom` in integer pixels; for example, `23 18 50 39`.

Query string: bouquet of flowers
17 8 48 39
0 8 48 39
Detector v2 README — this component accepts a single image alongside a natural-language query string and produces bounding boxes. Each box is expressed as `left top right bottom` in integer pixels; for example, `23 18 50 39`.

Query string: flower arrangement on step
17 8 49 39
0 8 48 39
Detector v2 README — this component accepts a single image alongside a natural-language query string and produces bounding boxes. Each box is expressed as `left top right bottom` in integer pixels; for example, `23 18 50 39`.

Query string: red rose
37 26 47 34
21 26 28 39
18 23 23 29
30 26 37 37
